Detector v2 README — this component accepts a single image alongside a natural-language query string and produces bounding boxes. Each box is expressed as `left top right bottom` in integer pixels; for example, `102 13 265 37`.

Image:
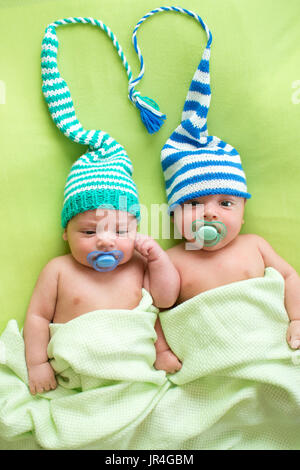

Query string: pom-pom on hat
41 17 142 227
130 6 251 212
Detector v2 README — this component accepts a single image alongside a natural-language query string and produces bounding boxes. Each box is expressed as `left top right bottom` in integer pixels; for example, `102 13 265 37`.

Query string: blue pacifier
87 250 124 272
191 220 227 247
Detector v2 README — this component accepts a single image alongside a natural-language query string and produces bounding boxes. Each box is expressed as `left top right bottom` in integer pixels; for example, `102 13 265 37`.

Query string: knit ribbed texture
41 17 140 227
2 269 300 450
61 149 140 227
130 6 251 210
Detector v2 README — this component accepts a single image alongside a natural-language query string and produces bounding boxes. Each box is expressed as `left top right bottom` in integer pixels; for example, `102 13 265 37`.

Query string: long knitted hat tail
130 6 212 138
41 17 141 227
42 17 164 136
42 17 131 149
130 7 251 210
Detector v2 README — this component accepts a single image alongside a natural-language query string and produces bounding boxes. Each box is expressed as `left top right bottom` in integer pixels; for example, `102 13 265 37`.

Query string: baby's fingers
29 382 37 395
289 337 300 349
50 377 57 390
135 233 150 244
135 239 150 257
287 329 300 349
287 321 300 349
29 380 44 395
43 374 57 392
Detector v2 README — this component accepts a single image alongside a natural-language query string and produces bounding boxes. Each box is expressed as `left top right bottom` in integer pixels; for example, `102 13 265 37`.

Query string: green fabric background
0 0 299 333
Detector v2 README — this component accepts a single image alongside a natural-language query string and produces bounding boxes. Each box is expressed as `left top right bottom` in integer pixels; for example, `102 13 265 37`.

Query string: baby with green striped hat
23 18 181 395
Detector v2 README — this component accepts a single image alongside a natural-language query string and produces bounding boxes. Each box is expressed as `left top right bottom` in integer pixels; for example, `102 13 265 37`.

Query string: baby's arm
135 234 180 308
23 259 59 394
257 236 300 348
135 235 181 373
153 317 182 373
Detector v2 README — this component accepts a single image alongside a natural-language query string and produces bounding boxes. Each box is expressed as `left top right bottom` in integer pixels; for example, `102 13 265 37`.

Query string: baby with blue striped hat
23 17 181 395
131 6 300 352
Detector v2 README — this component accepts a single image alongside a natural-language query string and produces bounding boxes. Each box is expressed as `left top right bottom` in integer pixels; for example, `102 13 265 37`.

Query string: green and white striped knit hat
41 17 158 228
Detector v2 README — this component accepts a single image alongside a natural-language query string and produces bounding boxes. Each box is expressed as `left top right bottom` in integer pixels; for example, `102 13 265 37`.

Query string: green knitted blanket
1 268 300 450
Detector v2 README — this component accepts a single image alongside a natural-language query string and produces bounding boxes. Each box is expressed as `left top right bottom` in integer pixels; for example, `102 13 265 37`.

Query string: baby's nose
96 232 115 250
204 203 218 220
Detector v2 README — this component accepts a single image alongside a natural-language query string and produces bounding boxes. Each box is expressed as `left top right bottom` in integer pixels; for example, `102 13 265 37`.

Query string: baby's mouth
209 222 221 233
191 220 227 247
87 250 124 272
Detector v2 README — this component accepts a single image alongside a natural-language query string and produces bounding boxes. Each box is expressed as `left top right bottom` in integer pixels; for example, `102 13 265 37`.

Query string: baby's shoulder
166 242 184 254
237 234 274 258
238 233 266 246
166 242 186 265
41 254 73 276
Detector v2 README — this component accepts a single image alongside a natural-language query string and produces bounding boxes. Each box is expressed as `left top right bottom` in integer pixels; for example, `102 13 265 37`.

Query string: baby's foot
154 349 182 374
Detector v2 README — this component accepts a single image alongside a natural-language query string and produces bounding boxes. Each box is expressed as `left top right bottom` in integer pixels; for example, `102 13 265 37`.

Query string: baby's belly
178 265 265 304
52 289 143 324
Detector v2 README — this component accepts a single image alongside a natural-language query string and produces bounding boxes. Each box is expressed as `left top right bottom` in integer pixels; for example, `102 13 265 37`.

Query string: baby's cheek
181 216 197 241
117 238 135 259
230 217 244 233
74 237 94 256
174 207 200 240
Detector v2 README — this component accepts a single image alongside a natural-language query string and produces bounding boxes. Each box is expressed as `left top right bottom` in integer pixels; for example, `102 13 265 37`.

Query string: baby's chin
183 236 233 252
201 244 224 252
71 249 135 269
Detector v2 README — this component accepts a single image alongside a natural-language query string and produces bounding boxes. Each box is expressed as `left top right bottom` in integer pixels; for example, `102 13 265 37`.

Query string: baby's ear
62 229 68 241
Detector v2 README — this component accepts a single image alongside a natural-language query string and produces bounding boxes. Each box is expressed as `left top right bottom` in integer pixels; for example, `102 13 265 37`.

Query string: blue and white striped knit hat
130 7 251 211
42 17 162 227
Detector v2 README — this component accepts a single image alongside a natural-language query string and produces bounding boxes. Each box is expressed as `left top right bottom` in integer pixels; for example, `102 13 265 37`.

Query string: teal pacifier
191 220 227 247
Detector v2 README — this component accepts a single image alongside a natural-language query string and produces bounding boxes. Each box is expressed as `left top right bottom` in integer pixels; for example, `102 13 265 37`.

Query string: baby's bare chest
53 264 144 323
177 243 265 303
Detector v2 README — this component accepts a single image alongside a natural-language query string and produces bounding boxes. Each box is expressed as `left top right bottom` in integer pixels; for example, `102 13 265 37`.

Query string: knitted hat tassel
130 6 212 137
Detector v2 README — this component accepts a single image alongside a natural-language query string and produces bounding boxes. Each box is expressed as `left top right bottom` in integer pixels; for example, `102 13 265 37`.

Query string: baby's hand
155 349 182 374
135 234 163 262
287 320 300 349
27 362 57 395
